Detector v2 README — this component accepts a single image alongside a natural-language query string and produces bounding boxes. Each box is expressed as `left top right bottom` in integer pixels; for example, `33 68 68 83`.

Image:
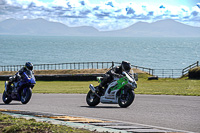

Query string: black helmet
25 62 33 71
121 61 131 72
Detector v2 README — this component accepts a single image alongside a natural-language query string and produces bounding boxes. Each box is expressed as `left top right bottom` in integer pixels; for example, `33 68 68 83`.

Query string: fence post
197 61 199 67
112 61 114 69
162 69 164 78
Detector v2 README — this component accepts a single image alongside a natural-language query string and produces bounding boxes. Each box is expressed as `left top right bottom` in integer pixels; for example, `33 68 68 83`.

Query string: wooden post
112 61 114 69
162 69 164 78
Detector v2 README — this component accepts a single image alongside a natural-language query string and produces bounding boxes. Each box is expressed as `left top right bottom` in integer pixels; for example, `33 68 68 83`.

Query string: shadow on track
0 103 22 105
80 106 120 109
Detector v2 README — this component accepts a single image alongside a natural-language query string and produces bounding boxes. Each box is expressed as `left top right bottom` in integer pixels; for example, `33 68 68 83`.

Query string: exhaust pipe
89 84 100 98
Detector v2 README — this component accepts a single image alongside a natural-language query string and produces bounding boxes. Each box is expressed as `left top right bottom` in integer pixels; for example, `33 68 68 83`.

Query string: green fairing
110 77 128 91
97 77 102 83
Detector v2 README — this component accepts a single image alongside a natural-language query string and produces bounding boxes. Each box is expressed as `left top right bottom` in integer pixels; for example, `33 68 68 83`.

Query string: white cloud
0 0 200 31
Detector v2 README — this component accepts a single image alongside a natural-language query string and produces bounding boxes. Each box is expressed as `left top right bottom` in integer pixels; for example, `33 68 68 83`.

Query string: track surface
0 94 199 132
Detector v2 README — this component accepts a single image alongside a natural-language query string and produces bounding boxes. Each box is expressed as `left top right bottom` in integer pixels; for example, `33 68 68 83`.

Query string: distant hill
0 18 100 36
0 18 200 37
105 19 200 37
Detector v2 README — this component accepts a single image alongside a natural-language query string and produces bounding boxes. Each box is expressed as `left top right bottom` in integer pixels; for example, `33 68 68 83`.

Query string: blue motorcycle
2 70 36 104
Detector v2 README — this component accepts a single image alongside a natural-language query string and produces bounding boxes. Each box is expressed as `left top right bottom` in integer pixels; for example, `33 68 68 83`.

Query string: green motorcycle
86 71 137 108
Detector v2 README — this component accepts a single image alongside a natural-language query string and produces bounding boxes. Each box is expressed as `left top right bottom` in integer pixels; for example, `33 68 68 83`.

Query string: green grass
0 74 200 96
136 77 200 96
33 81 99 94
0 113 92 133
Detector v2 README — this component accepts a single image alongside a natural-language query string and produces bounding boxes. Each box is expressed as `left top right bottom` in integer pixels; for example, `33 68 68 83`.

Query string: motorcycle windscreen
23 71 36 84
30 76 36 84
124 72 134 82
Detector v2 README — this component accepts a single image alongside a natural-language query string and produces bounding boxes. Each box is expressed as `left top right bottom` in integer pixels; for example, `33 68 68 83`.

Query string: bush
189 67 200 79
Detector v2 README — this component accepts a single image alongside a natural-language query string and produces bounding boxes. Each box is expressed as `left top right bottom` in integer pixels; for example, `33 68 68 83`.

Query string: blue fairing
4 70 36 102
31 76 36 84
22 71 36 84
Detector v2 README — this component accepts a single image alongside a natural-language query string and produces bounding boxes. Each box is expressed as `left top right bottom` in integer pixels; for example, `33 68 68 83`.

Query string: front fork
5 81 11 95
120 88 130 100
89 84 101 98
5 81 8 94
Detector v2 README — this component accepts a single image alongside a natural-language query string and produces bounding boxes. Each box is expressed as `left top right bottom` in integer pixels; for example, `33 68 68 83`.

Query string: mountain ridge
0 18 200 37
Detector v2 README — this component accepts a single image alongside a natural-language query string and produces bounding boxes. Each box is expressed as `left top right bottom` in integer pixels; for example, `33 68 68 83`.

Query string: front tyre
2 90 12 104
86 90 100 106
118 90 135 108
21 87 32 104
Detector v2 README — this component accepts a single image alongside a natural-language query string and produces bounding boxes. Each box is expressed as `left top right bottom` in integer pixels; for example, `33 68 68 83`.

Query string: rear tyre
118 90 135 108
2 90 12 104
86 90 100 106
21 87 32 104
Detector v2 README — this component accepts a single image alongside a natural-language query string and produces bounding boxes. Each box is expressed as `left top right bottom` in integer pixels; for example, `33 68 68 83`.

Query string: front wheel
86 90 100 106
2 90 12 104
118 90 135 108
21 87 32 104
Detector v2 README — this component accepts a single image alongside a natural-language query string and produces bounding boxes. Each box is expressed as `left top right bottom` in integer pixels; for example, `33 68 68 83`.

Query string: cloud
0 0 200 30
197 3 200 8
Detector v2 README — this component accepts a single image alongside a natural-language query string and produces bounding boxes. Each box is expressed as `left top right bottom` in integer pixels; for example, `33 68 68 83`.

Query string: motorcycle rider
6 62 33 93
96 61 132 92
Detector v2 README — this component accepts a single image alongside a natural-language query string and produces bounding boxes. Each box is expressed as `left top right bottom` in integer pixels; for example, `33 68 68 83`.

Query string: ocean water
0 35 199 69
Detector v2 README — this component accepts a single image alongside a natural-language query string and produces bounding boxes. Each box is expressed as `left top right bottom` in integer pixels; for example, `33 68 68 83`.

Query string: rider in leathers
97 61 132 92
6 62 33 93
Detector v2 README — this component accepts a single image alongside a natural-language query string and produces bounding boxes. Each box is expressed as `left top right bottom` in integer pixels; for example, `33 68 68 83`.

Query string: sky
0 0 200 31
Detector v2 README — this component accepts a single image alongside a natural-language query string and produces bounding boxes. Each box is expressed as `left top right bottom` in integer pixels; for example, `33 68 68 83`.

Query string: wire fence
0 62 115 72
0 61 198 78
182 61 199 76
152 69 183 78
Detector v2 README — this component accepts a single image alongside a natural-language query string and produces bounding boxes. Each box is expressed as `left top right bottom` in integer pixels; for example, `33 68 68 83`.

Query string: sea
0 35 199 69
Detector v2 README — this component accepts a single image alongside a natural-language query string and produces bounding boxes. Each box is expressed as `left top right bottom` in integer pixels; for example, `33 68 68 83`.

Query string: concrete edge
2 112 128 133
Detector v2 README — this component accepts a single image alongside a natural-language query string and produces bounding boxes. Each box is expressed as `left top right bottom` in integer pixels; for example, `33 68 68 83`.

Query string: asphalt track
0 94 199 132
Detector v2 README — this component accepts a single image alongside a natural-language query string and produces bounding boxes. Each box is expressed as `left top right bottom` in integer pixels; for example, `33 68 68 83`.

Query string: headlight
132 82 137 88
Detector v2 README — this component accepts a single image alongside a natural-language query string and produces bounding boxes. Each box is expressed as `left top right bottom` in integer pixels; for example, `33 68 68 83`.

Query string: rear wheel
86 90 100 106
2 90 12 104
21 87 32 104
118 90 135 108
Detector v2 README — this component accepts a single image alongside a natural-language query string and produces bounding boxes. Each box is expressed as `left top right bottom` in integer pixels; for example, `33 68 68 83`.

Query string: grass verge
0 113 92 133
0 74 200 96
